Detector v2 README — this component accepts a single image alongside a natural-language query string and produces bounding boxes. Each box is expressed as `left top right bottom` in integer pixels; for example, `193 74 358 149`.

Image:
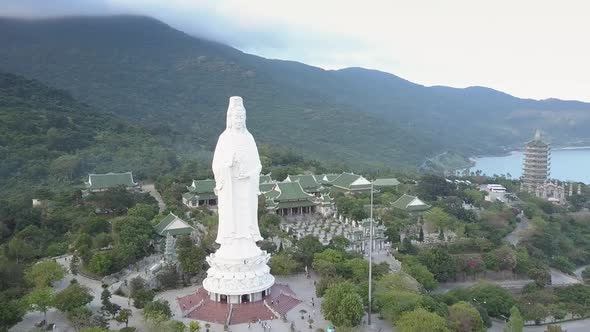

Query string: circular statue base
202 243 275 304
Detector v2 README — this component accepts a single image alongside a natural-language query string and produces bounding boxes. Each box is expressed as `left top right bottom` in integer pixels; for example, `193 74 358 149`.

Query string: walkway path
504 214 530 246
143 182 166 213
489 317 590 332
10 255 149 332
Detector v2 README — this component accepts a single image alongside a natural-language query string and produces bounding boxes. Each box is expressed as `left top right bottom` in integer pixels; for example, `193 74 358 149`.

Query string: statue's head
226 96 246 131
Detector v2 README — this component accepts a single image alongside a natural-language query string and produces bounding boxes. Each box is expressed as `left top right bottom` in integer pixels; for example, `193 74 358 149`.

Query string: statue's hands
237 173 250 180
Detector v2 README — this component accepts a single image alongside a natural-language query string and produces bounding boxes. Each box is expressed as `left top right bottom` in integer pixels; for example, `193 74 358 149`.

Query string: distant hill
1 16 589 169
0 71 178 192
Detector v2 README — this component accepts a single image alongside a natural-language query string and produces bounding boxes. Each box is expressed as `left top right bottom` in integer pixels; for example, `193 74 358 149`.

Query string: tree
424 207 451 232
402 261 438 291
156 265 179 289
321 282 364 327
7 237 36 263
167 320 187 332
26 260 65 287
70 254 80 275
418 226 424 242
53 283 94 312
270 253 300 275
127 203 159 221
143 300 172 323
176 235 206 276
189 321 201 332
26 287 54 321
545 325 565 332
101 288 120 318
418 248 457 282
503 306 524 332
116 308 132 328
396 308 451 332
294 235 324 267
87 251 114 275
416 174 455 201
0 297 25 331
67 306 92 332
329 235 350 252
448 301 485 332
582 267 590 283
312 249 344 277
112 215 155 259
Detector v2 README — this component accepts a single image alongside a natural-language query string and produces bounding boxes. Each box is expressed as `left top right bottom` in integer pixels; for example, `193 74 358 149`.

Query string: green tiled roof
187 179 216 194
286 175 320 191
276 200 317 209
263 182 317 210
154 213 194 236
260 174 274 184
331 172 371 190
275 182 315 201
264 189 280 200
325 174 339 182
183 192 196 200
320 193 333 204
259 183 276 193
392 194 430 211
313 174 327 183
87 172 137 190
373 178 400 187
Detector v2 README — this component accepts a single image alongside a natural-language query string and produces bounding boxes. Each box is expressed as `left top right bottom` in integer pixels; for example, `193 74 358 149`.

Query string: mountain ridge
1 15 589 169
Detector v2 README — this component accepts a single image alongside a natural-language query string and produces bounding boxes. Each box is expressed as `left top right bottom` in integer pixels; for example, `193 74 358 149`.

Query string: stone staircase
188 299 230 324
229 301 275 324
268 293 301 316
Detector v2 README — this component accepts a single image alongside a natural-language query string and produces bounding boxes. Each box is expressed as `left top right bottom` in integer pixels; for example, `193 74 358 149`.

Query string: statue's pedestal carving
203 243 275 304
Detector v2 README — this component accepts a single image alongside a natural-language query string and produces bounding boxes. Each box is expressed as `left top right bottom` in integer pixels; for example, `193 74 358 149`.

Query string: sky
3 0 590 102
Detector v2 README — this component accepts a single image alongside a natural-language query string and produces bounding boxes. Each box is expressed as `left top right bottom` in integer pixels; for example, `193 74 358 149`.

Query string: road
489 318 590 332
10 255 163 332
143 183 166 213
504 214 530 246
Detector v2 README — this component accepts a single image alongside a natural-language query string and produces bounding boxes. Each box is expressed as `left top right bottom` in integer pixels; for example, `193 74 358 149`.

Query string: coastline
470 146 590 161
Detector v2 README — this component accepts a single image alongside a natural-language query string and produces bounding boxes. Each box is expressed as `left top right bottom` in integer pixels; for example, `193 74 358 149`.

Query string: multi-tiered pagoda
521 130 551 193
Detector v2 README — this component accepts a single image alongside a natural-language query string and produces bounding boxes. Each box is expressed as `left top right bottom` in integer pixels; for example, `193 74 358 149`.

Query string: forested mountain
0 72 178 192
1 16 590 168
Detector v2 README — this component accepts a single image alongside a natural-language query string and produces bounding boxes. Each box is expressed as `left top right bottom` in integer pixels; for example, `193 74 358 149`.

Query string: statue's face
231 111 246 130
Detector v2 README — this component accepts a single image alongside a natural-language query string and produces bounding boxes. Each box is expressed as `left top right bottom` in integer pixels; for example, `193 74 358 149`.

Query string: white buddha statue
212 96 263 249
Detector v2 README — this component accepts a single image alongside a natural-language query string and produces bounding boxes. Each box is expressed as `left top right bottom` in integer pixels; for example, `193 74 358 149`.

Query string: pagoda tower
521 130 550 193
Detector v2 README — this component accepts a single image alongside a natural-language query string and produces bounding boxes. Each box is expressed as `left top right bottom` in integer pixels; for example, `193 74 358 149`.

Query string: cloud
2 0 590 101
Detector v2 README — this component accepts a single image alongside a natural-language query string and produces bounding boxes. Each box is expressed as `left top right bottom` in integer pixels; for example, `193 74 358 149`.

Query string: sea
470 147 590 184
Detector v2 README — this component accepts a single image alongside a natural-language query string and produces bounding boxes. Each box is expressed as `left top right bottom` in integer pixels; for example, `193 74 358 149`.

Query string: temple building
154 212 195 237
535 181 566 203
373 178 400 189
521 130 551 193
86 172 138 192
182 179 217 209
154 213 196 265
264 182 318 216
330 172 372 194
283 174 323 196
392 194 431 215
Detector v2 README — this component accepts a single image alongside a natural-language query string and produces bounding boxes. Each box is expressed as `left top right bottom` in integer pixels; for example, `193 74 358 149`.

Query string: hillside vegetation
0 72 178 193
2 16 589 169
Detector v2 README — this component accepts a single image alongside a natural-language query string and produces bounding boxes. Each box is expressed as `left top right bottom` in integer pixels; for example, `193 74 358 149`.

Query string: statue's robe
212 130 262 245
